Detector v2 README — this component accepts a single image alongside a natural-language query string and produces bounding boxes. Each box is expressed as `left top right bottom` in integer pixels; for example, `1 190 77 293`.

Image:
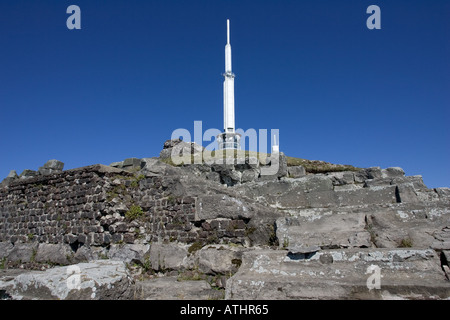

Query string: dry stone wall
0 164 249 263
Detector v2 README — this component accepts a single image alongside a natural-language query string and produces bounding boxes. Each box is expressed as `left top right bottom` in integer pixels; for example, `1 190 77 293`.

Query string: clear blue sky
0 0 448 188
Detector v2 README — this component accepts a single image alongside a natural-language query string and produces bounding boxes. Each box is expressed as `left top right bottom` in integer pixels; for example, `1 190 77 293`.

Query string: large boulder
7 243 38 263
2 260 133 300
34 243 74 265
148 243 189 271
1 170 19 187
288 166 306 178
159 139 204 161
196 194 256 220
19 169 38 179
0 242 14 259
195 245 246 275
381 167 405 178
108 244 151 265
38 160 64 175
140 158 181 177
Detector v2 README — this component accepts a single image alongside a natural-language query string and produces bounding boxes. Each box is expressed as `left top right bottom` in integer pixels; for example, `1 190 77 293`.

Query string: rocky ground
1 139 449 300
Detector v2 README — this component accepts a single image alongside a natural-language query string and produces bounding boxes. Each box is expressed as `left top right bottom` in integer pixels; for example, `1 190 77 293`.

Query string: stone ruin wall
0 165 248 255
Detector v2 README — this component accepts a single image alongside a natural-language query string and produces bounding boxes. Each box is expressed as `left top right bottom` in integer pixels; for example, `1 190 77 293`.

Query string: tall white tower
217 19 241 150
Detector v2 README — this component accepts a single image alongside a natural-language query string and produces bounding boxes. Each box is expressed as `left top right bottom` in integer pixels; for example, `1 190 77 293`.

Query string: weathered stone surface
110 161 123 168
298 175 333 192
6 170 18 179
205 171 221 183
195 245 245 275
382 167 405 178
140 157 180 176
443 251 450 265
220 169 242 186
431 241 450 250
392 175 428 190
287 166 306 178
435 188 450 199
1 260 133 300
336 186 397 206
37 160 64 175
19 169 38 179
34 243 74 265
366 167 383 179
133 276 218 300
365 204 449 249
276 153 288 179
148 243 189 271
225 249 450 300
241 169 259 183
159 139 204 160
73 246 96 263
287 245 320 254
276 210 371 250
327 171 354 185
363 178 393 188
196 194 255 220
43 159 64 171
1 170 19 187
396 184 419 203
7 243 38 263
0 242 14 259
108 244 150 265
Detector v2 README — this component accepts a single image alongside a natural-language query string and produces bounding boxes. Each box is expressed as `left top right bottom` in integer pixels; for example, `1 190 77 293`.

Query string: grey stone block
197 194 255 220
122 158 142 168
336 185 397 206
288 166 306 178
382 167 405 178
19 169 38 179
396 184 419 203
241 169 259 183
392 175 428 190
364 178 392 187
35 243 73 265
435 188 450 200
306 191 337 208
6 170 18 179
298 175 334 193
108 244 150 264
109 161 123 168
0 242 14 259
42 160 64 171
7 243 38 263
205 171 221 183
149 243 188 271
1 170 19 186
366 167 382 179
5 260 133 300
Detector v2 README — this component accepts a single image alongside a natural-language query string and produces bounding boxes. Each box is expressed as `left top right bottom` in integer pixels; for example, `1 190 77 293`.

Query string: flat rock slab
276 209 371 249
1 260 133 300
225 249 450 300
133 276 222 300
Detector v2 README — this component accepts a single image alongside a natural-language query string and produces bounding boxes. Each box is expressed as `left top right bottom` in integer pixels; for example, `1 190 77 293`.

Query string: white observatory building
217 19 241 150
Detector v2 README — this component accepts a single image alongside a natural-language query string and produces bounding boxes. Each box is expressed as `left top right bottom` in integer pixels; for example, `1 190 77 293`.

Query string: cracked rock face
1 260 133 300
225 249 449 300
